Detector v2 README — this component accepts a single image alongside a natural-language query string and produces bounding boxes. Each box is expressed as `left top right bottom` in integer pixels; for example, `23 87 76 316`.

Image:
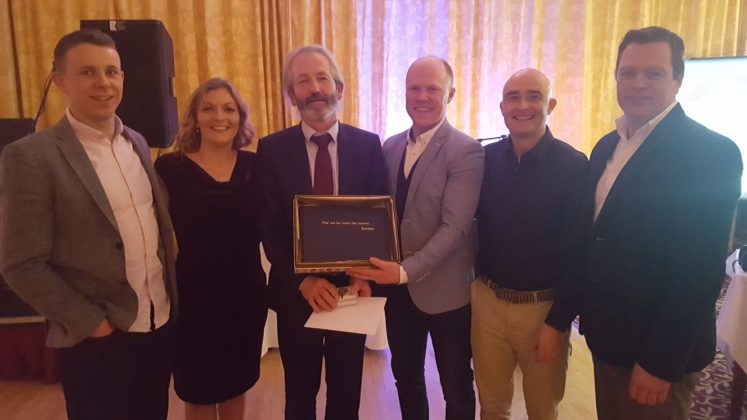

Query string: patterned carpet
691 349 743 419
691 276 745 419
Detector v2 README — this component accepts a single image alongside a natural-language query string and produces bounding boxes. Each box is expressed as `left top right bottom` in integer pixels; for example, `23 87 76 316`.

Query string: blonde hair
173 78 255 153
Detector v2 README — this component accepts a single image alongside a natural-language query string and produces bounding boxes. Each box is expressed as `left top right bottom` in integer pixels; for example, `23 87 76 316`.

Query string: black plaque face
293 195 400 273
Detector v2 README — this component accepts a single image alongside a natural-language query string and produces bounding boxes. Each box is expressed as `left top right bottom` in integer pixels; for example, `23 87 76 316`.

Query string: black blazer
256 123 387 316
580 104 742 382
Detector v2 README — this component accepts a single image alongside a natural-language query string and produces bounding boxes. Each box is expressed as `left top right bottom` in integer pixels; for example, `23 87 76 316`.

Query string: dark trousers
593 358 699 420
58 323 173 420
386 285 475 420
277 308 366 420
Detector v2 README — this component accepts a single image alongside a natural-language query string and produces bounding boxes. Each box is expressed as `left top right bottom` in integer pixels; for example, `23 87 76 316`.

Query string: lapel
124 127 169 228
590 134 619 188
337 123 354 195
386 133 408 195
53 118 119 231
288 124 314 195
588 135 618 229
594 105 684 224
407 120 450 201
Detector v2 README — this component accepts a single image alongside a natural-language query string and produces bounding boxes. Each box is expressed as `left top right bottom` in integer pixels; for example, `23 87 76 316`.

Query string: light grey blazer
0 117 177 348
383 120 484 314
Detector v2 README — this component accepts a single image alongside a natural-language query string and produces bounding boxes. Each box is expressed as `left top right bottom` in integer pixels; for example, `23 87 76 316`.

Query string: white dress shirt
594 101 678 220
404 118 445 178
66 109 170 332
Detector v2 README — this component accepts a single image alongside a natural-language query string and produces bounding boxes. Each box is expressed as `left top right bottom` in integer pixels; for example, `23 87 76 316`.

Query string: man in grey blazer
349 56 484 420
0 29 176 420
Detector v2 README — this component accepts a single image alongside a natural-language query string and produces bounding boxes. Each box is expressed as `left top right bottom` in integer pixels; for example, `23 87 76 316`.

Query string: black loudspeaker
0 119 39 315
80 20 178 148
0 118 34 154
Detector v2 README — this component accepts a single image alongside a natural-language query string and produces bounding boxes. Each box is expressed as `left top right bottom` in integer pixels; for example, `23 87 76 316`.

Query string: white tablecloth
717 250 747 367
259 245 388 357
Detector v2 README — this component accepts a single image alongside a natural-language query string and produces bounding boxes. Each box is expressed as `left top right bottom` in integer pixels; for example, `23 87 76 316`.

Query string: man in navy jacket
581 26 742 420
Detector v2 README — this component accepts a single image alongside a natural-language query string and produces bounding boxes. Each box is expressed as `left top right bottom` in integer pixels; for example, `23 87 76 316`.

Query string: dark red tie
312 133 333 195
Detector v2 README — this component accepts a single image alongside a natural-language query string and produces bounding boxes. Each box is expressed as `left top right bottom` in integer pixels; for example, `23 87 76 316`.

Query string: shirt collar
507 126 554 161
615 100 677 142
65 107 123 142
302 120 340 144
408 118 446 145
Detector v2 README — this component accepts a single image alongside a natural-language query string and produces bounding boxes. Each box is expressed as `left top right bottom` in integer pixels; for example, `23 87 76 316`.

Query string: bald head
500 68 557 144
407 55 454 90
502 68 552 98
405 56 456 137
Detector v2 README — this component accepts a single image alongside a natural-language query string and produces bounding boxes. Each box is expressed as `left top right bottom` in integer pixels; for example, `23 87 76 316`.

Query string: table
719 250 747 420
0 276 60 383
0 316 59 383
259 245 389 357
261 307 389 356
0 247 388 382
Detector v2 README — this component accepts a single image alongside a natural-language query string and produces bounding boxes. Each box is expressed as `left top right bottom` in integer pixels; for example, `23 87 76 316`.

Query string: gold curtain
0 0 360 150
354 0 746 152
280 0 360 127
582 0 747 152
354 0 589 147
1 0 745 154
0 1 20 117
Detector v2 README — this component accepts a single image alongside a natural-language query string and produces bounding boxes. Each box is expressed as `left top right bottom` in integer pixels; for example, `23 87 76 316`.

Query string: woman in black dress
155 78 267 420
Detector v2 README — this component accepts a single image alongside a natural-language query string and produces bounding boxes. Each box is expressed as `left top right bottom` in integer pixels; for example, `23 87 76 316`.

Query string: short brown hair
53 28 117 72
616 26 685 81
173 78 255 153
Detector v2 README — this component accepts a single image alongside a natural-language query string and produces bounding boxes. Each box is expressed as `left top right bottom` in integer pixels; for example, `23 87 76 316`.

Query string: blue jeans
385 285 475 420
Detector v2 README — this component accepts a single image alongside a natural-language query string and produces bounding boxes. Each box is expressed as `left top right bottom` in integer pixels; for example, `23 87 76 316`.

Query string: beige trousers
471 280 570 420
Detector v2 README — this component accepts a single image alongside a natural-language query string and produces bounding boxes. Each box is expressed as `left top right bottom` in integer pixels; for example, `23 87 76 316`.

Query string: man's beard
297 92 339 121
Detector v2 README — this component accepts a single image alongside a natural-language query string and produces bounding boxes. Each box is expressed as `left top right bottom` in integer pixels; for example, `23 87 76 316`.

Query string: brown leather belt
480 277 554 304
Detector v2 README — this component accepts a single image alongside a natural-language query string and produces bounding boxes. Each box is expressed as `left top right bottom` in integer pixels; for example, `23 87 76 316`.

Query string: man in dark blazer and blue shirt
581 26 742 420
256 45 386 420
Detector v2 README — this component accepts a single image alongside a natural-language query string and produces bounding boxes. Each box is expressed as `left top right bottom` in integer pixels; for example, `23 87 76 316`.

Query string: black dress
154 150 267 405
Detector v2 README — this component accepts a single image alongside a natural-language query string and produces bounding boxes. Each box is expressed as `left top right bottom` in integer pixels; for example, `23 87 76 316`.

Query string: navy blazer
580 104 742 382
256 123 387 316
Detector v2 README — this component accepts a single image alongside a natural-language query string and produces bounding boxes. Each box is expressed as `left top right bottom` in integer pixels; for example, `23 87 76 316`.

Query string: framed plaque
293 195 401 273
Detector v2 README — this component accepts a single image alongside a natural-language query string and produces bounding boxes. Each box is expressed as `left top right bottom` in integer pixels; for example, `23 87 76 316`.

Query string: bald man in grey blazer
349 56 484 420
0 29 176 420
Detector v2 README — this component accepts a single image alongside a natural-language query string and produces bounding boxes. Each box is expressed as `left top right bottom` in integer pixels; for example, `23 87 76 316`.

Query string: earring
195 127 200 134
